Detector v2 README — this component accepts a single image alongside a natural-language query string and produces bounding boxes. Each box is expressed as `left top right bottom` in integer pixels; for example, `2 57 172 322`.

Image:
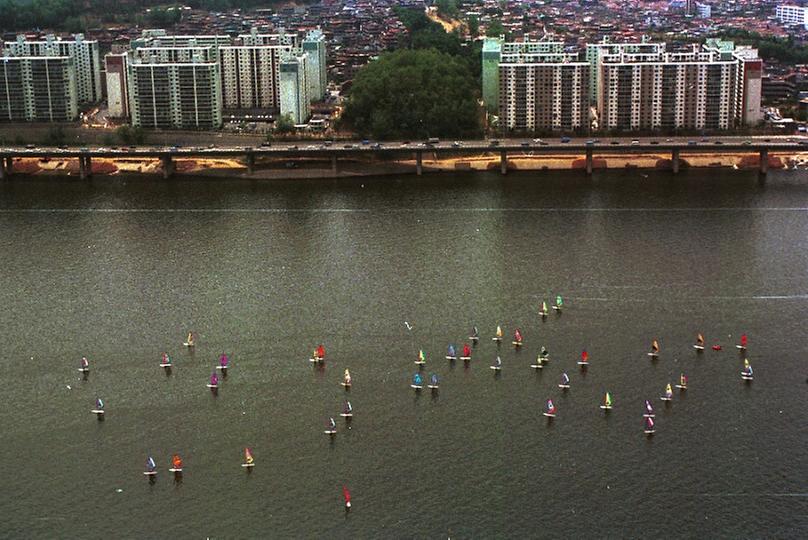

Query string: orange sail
172 454 183 469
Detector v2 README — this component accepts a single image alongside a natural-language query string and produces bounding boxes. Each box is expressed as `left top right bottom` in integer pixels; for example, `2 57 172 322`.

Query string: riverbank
3 151 805 179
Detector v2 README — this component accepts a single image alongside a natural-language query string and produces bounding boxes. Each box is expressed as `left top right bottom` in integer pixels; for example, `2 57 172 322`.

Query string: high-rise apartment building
5 34 101 104
498 45 589 132
279 53 310 124
485 38 762 133
585 39 666 101
482 38 503 113
302 29 327 101
104 53 129 119
0 55 78 121
219 44 292 110
128 56 222 129
598 46 739 131
133 47 216 63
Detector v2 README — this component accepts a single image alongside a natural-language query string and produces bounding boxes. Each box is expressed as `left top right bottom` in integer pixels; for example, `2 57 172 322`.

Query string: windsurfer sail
675 373 688 390
428 373 439 389
553 295 563 311
342 369 352 388
183 332 194 347
343 485 352 509
493 325 504 342
470 326 480 342
144 456 157 476
159 352 171 367
578 350 589 366
310 344 326 363
741 359 754 380
644 417 656 435
543 399 556 418
446 344 457 360
490 355 502 370
242 448 255 468
558 372 570 389
325 417 337 435
531 352 544 369
539 301 548 317
600 392 613 410
416 350 426 365
91 397 104 415
218 353 229 370
694 333 705 350
341 400 353 417
512 329 523 347
411 372 423 389
648 340 660 357
208 372 219 389
170 454 183 472
661 383 673 401
460 343 472 361
737 334 748 350
644 399 655 418
78 357 89 373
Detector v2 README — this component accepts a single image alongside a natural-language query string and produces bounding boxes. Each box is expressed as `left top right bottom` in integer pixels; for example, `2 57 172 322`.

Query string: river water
1 170 806 538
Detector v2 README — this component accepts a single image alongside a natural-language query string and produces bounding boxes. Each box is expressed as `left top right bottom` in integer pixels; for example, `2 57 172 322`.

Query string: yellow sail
245 448 254 465
652 340 659 352
495 325 503 338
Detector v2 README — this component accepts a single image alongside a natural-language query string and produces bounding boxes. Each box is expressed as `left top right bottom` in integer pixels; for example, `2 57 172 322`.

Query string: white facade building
0 55 78 121
219 45 292 110
302 29 327 101
776 5 808 29
279 52 310 124
5 34 101 104
128 56 222 129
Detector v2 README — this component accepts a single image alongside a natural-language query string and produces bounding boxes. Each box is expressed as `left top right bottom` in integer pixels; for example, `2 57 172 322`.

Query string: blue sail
447 345 456 357
147 457 156 471
413 373 423 386
431 373 439 385
96 398 104 409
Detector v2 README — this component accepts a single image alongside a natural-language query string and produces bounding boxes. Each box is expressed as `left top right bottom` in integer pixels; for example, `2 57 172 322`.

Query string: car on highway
650 141 659 145
631 139 640 146
560 137 571 143
521 141 530 147
714 141 723 145
688 141 696 146
452 141 462 148
532 138 543 144
610 141 620 145
25 143 35 149
585 140 595 146
489 139 500 146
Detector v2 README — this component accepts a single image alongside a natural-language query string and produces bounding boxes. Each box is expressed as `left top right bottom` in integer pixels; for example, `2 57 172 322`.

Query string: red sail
342 485 351 504
463 344 471 357
317 345 326 358
581 350 589 362
740 334 747 347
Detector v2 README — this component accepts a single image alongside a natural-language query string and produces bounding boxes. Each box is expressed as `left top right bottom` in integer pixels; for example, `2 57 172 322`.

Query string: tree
274 114 295 134
341 49 481 140
468 15 480 38
435 0 458 19
486 19 505 38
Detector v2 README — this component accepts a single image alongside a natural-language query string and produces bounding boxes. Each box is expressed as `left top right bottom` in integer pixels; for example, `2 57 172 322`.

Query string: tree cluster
341 48 481 140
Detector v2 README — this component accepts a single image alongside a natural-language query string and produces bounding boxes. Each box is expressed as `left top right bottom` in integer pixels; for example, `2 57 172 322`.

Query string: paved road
2 135 808 157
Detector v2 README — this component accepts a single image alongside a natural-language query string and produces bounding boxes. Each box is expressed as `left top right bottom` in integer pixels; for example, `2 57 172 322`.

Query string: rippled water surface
1 170 807 538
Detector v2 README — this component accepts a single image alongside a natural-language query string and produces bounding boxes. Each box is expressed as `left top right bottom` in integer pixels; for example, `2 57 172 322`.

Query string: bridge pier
331 154 338 176
79 156 91 179
585 147 593 175
246 152 255 174
672 149 680 174
416 150 423 176
4 157 11 175
0 157 6 179
500 150 507 175
759 148 768 175
161 155 175 179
